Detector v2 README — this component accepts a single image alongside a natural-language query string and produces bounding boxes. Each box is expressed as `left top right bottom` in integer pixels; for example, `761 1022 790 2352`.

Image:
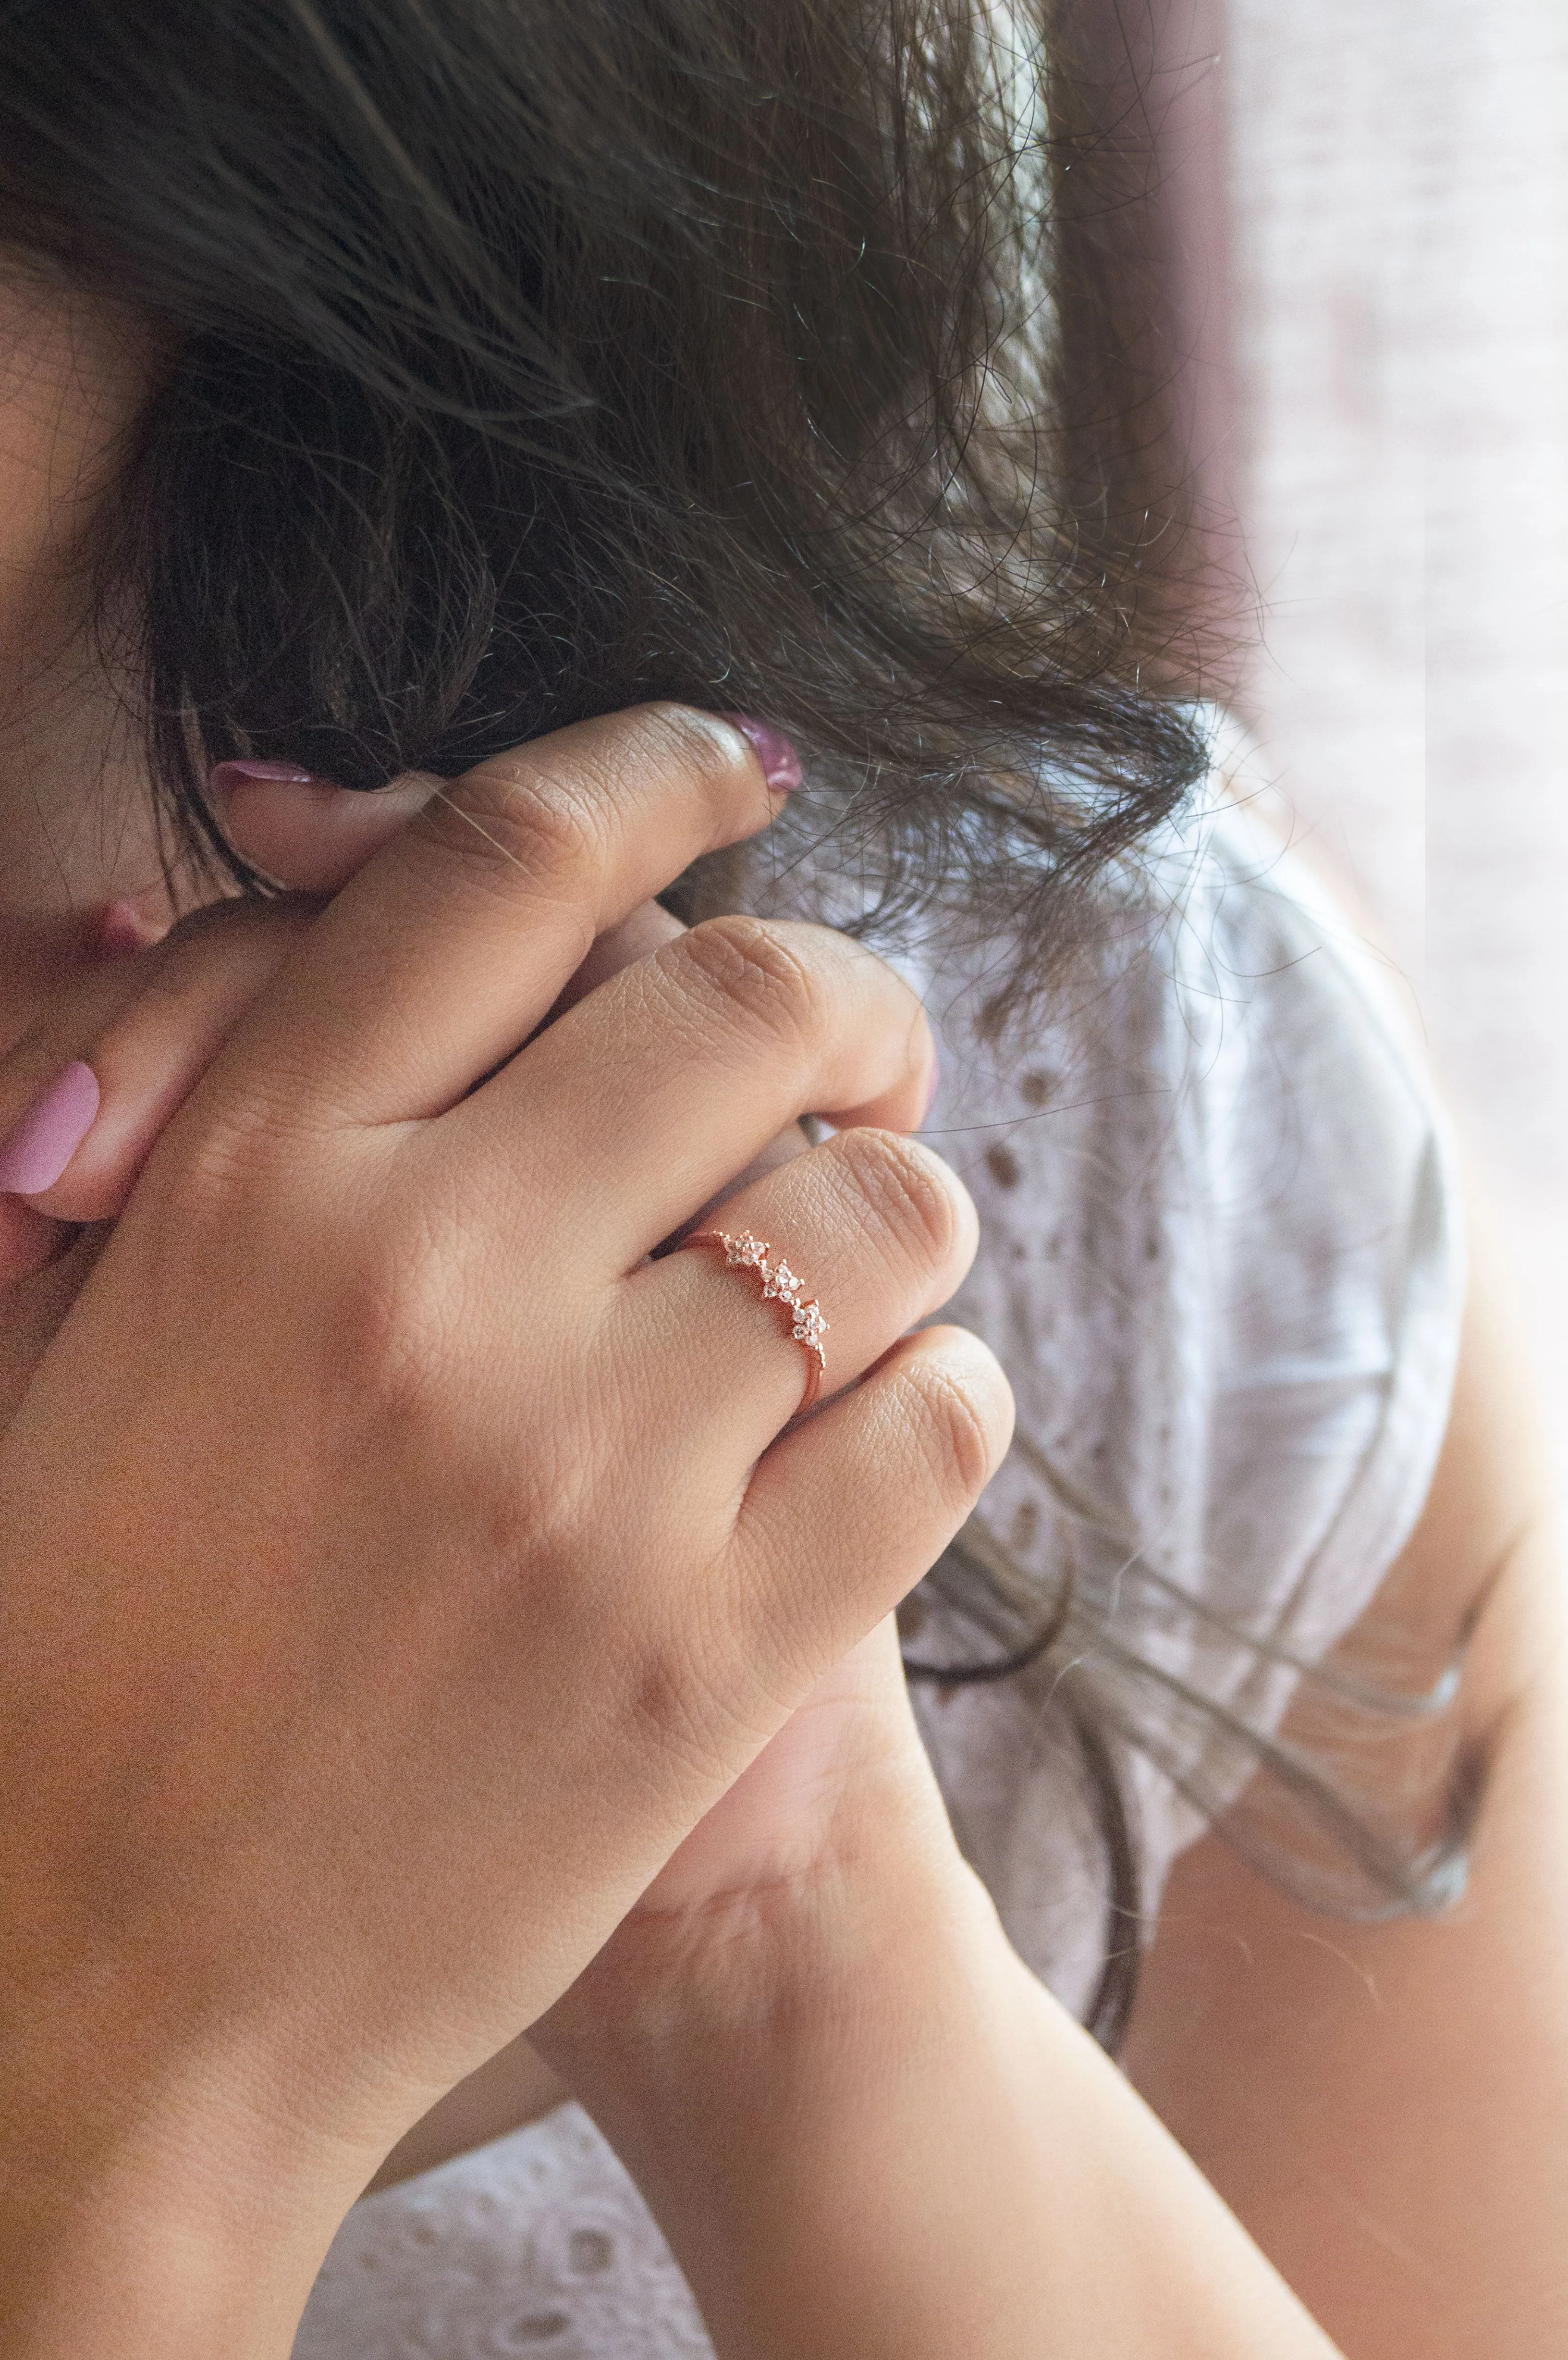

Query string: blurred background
1130 0 1568 1496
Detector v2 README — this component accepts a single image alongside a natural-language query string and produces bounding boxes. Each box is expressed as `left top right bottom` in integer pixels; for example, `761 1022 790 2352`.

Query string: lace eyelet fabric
294 2102 715 2359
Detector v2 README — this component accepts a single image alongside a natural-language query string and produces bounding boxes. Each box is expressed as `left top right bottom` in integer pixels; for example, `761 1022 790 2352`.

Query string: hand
0 736 821 2201
0 703 1012 2355
0 770 797 1363
0 765 730 1283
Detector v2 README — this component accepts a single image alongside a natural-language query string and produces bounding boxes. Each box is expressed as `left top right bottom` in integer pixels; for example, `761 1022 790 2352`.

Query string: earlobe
208 762 437 891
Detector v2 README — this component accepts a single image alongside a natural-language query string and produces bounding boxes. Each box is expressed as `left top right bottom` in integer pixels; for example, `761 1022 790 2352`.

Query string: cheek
0 279 159 628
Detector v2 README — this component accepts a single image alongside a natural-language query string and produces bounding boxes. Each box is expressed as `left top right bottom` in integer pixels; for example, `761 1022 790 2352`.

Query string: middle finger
444 916 938 1271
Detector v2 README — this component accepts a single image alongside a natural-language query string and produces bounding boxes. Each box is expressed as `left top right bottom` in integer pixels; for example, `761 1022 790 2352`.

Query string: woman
0 3 1561 2354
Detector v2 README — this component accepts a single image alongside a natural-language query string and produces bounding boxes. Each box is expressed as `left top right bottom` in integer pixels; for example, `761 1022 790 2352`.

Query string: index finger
207 704 789 1129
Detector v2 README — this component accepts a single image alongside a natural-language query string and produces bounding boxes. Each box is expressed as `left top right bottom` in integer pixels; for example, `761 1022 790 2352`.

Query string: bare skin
1125 1206 1568 2360
2 269 1563 2360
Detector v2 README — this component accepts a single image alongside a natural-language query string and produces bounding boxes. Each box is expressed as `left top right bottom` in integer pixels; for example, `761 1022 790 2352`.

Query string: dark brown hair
0 0 1206 948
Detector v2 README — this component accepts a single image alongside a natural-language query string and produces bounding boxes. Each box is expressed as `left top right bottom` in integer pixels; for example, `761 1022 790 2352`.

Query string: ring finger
621 1121 979 1462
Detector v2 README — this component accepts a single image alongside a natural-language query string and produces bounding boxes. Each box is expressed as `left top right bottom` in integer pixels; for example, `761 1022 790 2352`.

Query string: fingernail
208 759 319 795
921 1052 941 1125
719 715 803 794
0 1062 101 1195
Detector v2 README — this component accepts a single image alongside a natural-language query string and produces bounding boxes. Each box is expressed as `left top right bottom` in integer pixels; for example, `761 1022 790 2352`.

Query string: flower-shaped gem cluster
719 1230 829 1363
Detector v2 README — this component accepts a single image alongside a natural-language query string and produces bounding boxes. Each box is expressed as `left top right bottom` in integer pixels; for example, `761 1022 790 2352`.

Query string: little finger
729 1325 1016 1694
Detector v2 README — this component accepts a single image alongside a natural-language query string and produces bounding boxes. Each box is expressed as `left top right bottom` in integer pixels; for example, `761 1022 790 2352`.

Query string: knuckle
624 1596 750 1782
900 1355 1006 1512
669 915 826 1050
147 1093 299 1231
830 1129 964 1271
322 1222 466 1427
426 759 611 900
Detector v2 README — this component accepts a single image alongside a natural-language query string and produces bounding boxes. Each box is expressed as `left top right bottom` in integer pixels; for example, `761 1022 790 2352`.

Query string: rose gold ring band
679 1229 829 1417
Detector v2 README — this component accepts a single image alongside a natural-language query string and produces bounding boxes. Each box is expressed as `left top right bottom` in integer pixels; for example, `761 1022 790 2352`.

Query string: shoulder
919 764 1468 1940
937 782 1465 1567
1144 792 1465 1606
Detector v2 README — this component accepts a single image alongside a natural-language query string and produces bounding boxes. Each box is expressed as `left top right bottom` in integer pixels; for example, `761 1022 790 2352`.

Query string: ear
208 765 437 892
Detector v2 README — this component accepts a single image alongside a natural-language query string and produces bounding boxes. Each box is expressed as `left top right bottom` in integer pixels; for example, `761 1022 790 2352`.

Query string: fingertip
814 1010 937 1138
890 1322 1017 1489
624 704 797 851
29 1159 133 1228
0 1060 100 1197
920 1048 940 1129
716 714 803 796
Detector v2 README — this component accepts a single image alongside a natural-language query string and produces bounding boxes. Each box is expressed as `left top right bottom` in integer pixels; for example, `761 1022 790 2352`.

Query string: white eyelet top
294 788 1464 2360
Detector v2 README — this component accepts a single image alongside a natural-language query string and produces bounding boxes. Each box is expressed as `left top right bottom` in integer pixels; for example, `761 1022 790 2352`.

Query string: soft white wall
1224 0 1568 1493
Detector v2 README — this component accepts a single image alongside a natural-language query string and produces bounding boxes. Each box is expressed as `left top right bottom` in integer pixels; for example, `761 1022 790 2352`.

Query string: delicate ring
679 1229 829 1416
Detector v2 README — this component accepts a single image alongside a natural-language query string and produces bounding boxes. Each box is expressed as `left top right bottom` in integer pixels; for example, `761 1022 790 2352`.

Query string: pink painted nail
0 1062 101 1195
719 715 803 794
208 759 318 795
